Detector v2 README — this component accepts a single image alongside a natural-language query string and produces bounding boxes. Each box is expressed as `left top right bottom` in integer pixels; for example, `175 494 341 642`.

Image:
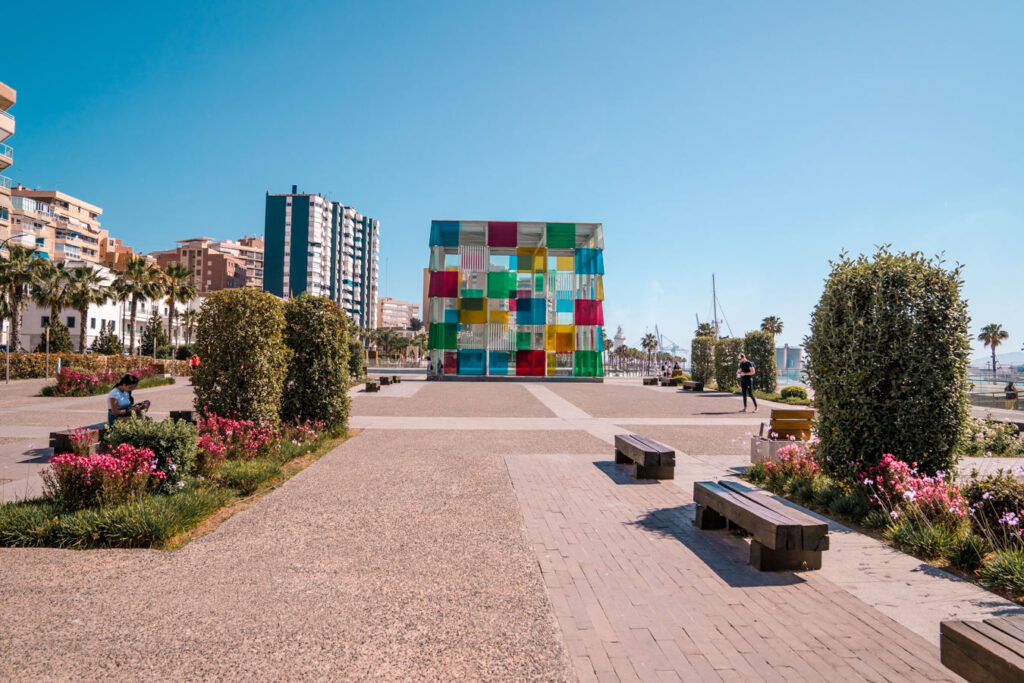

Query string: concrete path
2 374 1023 680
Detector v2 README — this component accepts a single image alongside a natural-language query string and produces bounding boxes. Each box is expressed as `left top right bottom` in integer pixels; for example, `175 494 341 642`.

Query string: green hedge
805 247 971 477
105 417 198 490
744 330 777 393
690 336 715 385
192 289 290 423
713 337 744 391
282 294 351 429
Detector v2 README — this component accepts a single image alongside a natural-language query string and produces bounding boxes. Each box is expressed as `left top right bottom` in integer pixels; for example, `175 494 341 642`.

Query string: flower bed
0 415 343 549
41 367 172 397
746 441 1024 601
4 352 190 380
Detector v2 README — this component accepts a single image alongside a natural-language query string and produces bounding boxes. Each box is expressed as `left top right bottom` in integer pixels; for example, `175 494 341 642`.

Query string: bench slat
941 620 1024 683
988 617 1024 643
717 481 829 551
694 482 803 550
770 409 815 420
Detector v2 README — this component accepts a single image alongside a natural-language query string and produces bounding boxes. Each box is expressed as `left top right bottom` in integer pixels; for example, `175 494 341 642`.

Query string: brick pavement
507 452 958 681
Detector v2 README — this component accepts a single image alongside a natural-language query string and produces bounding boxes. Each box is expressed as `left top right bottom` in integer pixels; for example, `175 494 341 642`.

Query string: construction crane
654 324 681 357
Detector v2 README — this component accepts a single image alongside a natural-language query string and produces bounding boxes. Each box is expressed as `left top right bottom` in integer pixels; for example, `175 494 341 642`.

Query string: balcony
0 142 11 170
0 175 11 190
0 109 12 142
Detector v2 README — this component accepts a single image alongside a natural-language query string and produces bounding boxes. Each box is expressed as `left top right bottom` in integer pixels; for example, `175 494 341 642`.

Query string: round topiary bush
281 294 351 429
192 289 290 423
780 386 808 400
804 247 971 478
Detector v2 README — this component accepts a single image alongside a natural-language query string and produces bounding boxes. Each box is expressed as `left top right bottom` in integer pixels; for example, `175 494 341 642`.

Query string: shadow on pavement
18 447 52 464
592 461 660 485
630 504 806 588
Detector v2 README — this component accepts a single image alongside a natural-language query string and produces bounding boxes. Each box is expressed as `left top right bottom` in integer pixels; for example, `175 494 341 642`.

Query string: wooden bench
681 380 704 392
392 375 401 383
365 381 379 393
379 376 392 386
169 410 197 424
693 480 830 571
761 408 814 441
642 377 658 386
614 434 675 479
49 427 101 455
941 616 1024 683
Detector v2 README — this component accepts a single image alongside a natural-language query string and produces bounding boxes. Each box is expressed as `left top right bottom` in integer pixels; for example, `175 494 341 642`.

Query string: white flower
177 481 185 488
890 510 899 520
903 490 917 502
863 478 874 486
982 492 992 500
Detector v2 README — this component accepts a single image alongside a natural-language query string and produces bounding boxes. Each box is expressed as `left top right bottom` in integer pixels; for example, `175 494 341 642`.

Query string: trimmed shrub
348 339 365 378
105 417 198 490
91 326 124 355
743 330 777 393
34 322 73 353
282 294 351 429
780 386 808 401
713 337 744 391
690 336 714 386
192 289 290 423
175 345 194 361
804 247 971 478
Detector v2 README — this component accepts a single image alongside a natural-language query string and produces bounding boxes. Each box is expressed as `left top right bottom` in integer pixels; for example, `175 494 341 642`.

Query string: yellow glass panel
516 247 546 272
556 256 574 271
458 308 487 324
594 275 604 301
489 309 509 324
545 325 557 351
547 352 557 375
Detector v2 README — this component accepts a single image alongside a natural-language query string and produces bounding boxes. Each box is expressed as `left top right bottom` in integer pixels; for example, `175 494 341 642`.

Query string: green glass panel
546 223 576 249
516 331 532 350
443 323 458 350
486 271 516 298
460 288 484 298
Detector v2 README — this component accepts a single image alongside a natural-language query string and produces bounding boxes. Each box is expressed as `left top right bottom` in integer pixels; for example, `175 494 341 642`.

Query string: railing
0 142 11 159
970 391 1023 412
0 109 12 121
0 175 11 189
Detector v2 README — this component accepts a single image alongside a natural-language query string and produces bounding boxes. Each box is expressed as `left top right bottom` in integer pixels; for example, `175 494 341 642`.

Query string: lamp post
0 236 13 385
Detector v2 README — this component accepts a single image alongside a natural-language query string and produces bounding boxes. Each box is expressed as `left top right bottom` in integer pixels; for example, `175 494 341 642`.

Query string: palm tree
181 309 199 345
114 256 165 353
162 262 197 346
978 324 1010 379
695 322 715 338
32 260 72 325
641 333 658 375
66 266 109 353
761 316 784 342
0 245 43 351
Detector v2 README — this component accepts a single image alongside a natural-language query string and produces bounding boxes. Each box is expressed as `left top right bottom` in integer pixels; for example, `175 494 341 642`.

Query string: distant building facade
263 186 380 328
151 237 248 295
376 297 420 329
0 81 15 240
11 187 106 264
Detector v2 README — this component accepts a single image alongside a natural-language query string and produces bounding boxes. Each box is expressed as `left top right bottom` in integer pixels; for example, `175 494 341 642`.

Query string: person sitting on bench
107 374 151 426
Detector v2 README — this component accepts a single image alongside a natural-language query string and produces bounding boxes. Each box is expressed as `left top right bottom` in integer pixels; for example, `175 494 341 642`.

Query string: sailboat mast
712 274 719 338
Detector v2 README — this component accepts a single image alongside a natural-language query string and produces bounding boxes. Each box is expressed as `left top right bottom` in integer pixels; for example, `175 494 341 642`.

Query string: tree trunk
9 285 21 352
993 347 998 379
79 306 88 353
129 298 138 353
167 295 175 347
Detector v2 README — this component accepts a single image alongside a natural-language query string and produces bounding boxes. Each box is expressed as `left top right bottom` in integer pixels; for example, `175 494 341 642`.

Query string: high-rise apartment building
210 235 264 289
10 186 106 264
264 186 380 328
376 297 420 330
0 81 16 242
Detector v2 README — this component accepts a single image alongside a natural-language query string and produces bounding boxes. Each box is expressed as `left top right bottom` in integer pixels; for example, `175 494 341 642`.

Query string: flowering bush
51 368 101 397
962 469 1024 551
41 444 165 510
860 453 967 526
196 414 279 476
68 427 97 456
105 417 197 490
959 417 1024 458
763 442 821 490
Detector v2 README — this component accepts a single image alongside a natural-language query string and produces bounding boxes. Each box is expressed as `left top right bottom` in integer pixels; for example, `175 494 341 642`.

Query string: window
67 316 76 329
164 307 169 315
41 316 50 326
90 318 96 329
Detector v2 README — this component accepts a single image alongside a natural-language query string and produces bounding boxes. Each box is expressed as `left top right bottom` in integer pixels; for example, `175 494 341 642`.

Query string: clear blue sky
5 1 1022 359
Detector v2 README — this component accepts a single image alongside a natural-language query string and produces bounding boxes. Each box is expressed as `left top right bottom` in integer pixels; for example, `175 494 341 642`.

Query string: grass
41 375 176 397
0 426 348 550
724 386 811 405
979 548 1024 597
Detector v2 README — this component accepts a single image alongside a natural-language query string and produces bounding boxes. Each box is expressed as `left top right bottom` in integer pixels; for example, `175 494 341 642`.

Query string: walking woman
738 354 757 413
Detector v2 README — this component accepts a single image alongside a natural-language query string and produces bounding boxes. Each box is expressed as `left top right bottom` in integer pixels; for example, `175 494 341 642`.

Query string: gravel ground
545 382 758 418
0 429 573 681
615 423 760 456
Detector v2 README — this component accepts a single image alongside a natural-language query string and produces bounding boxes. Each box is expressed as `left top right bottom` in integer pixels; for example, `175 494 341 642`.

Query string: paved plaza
1 376 1023 680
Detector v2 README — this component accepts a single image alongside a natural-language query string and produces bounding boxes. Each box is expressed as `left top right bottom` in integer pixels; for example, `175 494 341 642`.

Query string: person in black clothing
1006 381 1018 410
738 354 757 413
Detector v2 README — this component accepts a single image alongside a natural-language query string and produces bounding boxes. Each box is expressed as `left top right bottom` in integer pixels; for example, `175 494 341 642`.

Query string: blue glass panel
574 248 604 275
457 349 486 376
515 298 546 326
489 351 510 375
444 308 459 323
429 220 460 247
